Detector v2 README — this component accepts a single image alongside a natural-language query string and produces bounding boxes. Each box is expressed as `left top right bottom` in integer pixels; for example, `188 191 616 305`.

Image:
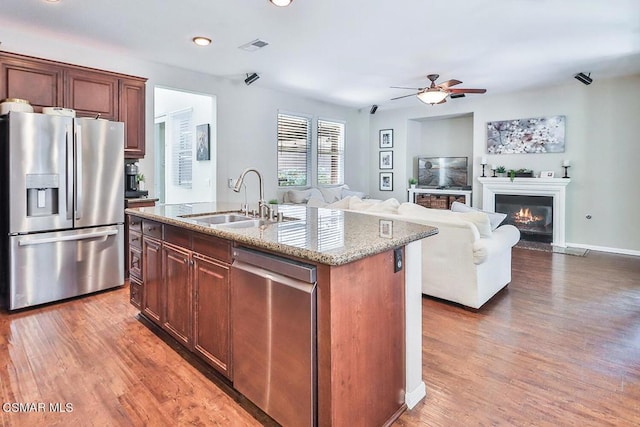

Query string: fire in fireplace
495 195 553 243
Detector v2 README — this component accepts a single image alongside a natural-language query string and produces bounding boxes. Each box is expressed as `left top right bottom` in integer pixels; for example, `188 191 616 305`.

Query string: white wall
370 74 640 254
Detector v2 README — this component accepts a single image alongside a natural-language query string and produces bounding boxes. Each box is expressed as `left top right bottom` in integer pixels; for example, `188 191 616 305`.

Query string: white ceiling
1 0 639 109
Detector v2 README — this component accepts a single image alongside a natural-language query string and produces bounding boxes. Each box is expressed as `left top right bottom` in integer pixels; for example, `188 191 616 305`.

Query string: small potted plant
408 177 418 188
496 166 507 177
508 169 516 182
136 173 145 190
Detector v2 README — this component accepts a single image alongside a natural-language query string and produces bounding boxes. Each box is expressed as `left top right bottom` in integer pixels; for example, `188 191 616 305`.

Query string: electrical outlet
228 178 235 188
393 248 403 272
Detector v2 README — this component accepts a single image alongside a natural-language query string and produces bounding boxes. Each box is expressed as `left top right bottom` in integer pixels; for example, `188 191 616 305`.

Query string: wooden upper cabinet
0 51 147 158
120 78 146 158
65 68 118 120
0 54 64 112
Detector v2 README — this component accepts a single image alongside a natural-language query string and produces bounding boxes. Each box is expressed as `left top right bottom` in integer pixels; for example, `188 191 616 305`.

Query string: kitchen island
125 202 437 426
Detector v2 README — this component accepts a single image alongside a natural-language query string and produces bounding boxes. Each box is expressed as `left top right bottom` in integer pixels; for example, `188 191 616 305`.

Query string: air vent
239 39 270 52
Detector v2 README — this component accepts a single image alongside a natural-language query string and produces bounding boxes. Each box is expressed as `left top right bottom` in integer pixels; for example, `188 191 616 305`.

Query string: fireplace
478 177 570 248
495 195 553 243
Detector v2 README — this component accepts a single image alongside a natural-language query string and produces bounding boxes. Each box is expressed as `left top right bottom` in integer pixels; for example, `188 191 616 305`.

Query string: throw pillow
452 211 493 238
307 197 327 208
287 189 311 204
320 186 345 203
364 198 400 214
326 196 353 210
450 201 506 230
341 188 366 199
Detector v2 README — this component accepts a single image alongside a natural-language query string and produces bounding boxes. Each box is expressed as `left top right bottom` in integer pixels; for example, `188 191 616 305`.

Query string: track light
370 105 378 114
244 73 260 85
574 72 592 85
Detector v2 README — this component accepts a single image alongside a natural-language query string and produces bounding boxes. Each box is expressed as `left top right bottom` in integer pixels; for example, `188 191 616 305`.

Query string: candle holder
491 168 497 178
481 164 486 178
562 165 570 178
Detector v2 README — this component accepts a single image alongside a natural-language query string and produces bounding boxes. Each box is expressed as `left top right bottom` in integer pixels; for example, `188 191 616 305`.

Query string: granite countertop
125 202 437 266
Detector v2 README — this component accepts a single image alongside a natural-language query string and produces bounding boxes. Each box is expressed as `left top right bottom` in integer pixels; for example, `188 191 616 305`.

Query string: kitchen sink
179 212 253 225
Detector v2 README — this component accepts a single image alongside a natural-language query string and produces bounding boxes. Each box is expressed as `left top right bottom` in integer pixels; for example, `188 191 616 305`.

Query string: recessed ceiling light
45 0 61 3
269 0 293 6
192 37 212 46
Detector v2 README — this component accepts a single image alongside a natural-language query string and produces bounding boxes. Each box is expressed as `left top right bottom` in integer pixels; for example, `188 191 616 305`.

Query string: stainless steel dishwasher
231 247 317 427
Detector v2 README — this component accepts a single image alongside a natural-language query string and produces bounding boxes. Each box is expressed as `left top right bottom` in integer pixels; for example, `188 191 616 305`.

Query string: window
317 119 345 185
170 108 193 189
277 113 311 187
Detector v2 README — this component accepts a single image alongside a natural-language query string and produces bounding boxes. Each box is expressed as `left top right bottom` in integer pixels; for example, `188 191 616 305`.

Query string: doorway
154 87 216 204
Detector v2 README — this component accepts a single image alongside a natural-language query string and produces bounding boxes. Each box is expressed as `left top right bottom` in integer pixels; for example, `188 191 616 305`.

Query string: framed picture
379 219 393 239
540 170 555 178
486 115 565 154
379 150 393 169
196 123 210 161
379 172 393 191
379 129 393 148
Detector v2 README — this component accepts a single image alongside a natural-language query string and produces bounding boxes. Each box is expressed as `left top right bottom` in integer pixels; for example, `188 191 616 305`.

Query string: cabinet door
142 236 162 324
0 55 63 111
65 68 118 120
193 255 231 378
119 78 146 159
163 243 192 346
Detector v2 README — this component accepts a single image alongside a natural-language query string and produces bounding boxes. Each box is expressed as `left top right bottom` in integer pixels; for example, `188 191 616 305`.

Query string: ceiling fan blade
437 98 447 104
390 86 424 90
438 79 462 89
390 93 418 100
449 88 487 94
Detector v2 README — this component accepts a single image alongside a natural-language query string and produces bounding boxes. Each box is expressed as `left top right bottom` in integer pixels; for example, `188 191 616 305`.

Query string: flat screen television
417 156 468 187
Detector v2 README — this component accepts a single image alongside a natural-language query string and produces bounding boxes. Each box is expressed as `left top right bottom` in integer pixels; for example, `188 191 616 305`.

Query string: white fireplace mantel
478 177 571 248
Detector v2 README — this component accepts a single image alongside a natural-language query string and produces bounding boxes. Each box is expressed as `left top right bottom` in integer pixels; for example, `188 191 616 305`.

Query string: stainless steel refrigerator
0 111 124 310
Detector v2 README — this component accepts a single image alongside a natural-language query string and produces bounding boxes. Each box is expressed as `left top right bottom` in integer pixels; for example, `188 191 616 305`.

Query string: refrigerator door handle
75 124 83 220
17 229 118 246
66 125 74 220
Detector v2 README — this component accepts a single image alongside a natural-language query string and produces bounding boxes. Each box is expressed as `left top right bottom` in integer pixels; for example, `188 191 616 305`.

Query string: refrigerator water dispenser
26 174 59 216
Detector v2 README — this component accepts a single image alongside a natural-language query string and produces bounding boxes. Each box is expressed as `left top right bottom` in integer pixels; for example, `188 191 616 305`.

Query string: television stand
408 187 472 210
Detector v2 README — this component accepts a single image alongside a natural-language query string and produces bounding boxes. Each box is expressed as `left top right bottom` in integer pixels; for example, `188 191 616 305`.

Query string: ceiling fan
391 74 486 105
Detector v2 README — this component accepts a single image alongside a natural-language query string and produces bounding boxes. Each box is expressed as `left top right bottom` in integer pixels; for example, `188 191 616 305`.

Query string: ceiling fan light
269 0 293 6
417 89 448 105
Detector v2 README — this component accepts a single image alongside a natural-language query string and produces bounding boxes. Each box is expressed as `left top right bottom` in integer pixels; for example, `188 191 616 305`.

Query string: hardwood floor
1 248 638 426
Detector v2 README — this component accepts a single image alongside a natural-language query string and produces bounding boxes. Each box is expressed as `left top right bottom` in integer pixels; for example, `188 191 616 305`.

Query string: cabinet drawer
193 233 232 264
130 277 143 309
165 225 192 249
129 230 142 249
142 220 162 239
129 245 142 279
128 215 142 233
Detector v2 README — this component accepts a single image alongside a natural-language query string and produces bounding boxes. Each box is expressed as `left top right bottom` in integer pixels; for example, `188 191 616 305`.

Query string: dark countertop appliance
125 163 147 198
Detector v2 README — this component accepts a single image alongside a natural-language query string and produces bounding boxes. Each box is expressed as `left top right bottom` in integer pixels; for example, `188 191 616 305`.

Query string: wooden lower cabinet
142 235 162 323
162 243 192 347
193 254 231 377
129 214 232 379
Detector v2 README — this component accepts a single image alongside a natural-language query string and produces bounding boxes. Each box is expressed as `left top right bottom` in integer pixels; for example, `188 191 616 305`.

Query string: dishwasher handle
233 247 316 284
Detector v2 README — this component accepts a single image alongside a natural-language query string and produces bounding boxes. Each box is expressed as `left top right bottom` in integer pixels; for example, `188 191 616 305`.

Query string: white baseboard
405 381 426 409
565 242 640 257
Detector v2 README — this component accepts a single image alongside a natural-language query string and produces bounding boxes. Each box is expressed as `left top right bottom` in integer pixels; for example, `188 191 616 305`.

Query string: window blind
317 119 345 185
277 113 311 187
171 109 193 189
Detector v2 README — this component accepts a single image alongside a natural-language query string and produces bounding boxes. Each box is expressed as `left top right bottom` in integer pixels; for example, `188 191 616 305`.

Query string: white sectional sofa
321 196 521 309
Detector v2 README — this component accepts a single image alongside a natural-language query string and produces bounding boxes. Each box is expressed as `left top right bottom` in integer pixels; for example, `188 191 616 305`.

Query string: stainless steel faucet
233 168 270 219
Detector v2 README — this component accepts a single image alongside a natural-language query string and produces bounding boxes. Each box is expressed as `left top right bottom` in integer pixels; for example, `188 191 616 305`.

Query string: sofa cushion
326 196 353 209
451 201 506 230
348 197 400 214
398 202 492 238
